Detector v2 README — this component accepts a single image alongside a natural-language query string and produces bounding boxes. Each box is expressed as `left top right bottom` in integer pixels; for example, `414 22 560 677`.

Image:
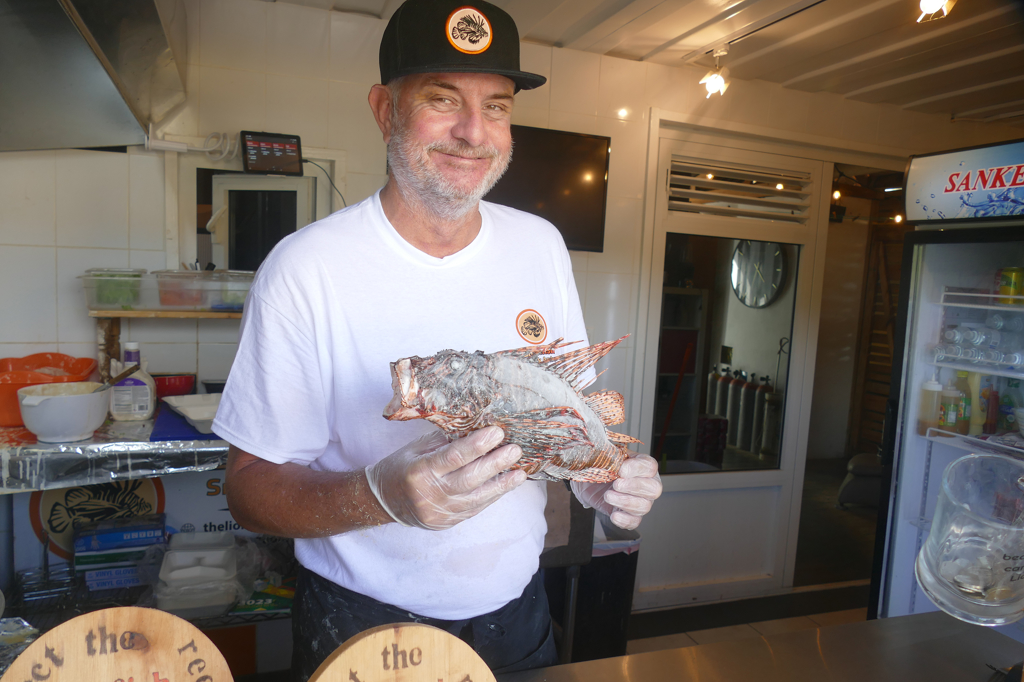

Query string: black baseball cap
380 0 546 92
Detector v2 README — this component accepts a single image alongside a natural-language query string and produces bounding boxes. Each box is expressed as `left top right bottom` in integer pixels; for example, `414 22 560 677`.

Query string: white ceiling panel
307 0 1024 127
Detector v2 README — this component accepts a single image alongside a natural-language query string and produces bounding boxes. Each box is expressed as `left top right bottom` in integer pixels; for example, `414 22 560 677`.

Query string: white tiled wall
1 0 1021 404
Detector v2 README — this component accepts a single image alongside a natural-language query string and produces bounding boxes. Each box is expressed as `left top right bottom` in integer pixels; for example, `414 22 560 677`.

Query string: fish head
383 349 488 421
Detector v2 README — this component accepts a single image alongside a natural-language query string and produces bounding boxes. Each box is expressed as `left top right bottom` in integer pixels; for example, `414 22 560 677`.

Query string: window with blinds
668 157 812 223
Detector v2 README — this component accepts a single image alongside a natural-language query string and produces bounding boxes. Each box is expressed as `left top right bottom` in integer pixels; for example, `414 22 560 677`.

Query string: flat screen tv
485 125 610 252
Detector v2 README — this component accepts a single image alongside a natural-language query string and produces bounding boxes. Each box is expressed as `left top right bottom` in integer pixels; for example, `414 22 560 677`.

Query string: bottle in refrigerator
937 381 960 436
998 267 1024 305
1005 352 1024 368
968 372 985 435
984 382 1000 435
917 377 943 436
998 379 1021 431
707 364 720 415
954 371 971 435
986 313 1024 332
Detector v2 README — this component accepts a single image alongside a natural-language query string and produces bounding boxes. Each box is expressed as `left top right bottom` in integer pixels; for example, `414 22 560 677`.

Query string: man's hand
571 454 662 530
365 426 527 530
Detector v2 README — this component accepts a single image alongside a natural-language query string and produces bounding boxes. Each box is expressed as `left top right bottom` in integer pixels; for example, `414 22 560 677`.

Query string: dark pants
290 565 558 682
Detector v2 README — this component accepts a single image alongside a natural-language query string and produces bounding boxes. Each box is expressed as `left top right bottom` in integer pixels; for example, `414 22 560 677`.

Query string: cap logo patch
516 309 547 344
447 6 492 54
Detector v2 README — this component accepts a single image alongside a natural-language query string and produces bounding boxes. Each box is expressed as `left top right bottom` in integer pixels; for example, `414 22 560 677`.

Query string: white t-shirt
213 190 588 620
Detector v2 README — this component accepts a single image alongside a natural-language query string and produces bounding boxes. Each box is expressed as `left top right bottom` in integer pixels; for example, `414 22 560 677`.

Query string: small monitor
240 131 303 176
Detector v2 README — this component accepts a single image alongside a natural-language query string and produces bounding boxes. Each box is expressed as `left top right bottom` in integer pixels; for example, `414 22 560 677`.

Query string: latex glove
365 426 526 530
571 453 662 530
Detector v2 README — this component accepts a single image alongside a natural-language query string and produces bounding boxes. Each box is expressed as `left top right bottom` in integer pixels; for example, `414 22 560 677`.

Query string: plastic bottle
917 377 943 436
938 381 960 436
967 372 985 435
984 382 1000 435
986 313 1024 332
999 379 1022 431
109 342 156 421
953 371 971 436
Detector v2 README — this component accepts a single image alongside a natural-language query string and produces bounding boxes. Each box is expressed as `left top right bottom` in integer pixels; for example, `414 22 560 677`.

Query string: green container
80 268 146 310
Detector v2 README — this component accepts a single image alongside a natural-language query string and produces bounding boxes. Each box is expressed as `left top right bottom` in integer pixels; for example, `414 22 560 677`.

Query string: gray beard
387 124 512 222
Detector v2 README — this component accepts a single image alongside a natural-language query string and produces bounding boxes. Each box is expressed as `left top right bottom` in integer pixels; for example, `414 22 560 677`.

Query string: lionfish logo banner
516 309 547 344
30 479 165 560
446 7 492 54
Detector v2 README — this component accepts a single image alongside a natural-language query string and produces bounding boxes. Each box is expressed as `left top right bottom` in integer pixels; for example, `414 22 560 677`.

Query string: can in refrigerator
999 267 1024 305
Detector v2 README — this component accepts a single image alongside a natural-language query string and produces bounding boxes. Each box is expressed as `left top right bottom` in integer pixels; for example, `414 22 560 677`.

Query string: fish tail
48 503 74 534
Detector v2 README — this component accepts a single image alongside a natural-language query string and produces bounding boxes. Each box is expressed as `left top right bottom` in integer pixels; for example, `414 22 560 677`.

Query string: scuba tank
706 364 720 415
751 376 773 455
726 370 745 447
715 366 732 418
737 373 759 451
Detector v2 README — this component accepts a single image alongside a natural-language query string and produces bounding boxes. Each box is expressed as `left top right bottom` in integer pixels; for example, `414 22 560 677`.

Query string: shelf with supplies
89 310 242 383
923 427 1024 459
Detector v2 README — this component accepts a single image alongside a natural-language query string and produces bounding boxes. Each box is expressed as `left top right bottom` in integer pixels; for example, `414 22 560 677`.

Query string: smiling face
384 72 515 220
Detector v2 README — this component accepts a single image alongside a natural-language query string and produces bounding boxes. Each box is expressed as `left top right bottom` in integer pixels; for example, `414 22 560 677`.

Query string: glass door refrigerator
872 139 1024 642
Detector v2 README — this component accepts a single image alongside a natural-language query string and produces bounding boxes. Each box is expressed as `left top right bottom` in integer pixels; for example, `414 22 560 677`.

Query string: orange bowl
152 374 196 400
0 353 98 427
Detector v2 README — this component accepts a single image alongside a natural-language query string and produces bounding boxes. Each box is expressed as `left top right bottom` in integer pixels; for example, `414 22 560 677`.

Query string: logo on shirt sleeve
516 309 547 344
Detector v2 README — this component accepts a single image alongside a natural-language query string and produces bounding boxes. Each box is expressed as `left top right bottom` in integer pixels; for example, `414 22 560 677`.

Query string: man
214 1 662 679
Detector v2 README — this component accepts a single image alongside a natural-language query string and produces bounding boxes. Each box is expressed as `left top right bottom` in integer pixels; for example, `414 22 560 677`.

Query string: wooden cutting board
308 623 496 682
0 606 232 682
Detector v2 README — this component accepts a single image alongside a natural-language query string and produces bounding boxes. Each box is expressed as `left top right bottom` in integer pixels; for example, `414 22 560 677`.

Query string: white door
632 137 830 610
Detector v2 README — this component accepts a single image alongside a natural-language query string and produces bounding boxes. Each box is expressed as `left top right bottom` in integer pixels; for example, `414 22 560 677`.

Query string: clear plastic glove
365 426 527 530
571 453 662 530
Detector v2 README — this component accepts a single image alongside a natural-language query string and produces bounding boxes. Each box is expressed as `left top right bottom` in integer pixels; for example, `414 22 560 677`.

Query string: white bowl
17 382 110 442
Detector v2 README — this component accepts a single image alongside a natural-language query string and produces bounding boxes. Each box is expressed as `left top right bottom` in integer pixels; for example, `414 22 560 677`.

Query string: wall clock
730 240 786 308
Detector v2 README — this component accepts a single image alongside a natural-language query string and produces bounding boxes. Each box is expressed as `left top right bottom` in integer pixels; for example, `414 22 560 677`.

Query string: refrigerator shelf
926 360 1024 381
938 290 1024 310
923 428 1024 459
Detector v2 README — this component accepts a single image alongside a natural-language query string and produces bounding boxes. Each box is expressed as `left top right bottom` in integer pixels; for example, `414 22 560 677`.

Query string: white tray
162 394 221 433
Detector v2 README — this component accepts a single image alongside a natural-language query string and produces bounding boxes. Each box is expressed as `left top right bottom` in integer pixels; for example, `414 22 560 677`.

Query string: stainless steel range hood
0 0 187 152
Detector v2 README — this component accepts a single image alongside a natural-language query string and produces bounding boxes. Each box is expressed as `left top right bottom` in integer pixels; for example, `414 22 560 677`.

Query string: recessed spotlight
617 108 628 118
895 214 903 223
706 174 714 180
776 183 784 190
832 190 841 200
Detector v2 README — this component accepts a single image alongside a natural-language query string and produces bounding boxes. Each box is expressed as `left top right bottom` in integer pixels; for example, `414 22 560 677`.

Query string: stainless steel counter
0 419 227 494
500 612 1022 682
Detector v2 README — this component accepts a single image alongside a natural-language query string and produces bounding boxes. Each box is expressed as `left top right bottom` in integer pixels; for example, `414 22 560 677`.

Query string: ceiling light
700 47 730 99
776 183 784 190
883 187 902 192
832 190 841 200
617 108 628 118
895 214 903 223
918 0 956 22
706 173 714 180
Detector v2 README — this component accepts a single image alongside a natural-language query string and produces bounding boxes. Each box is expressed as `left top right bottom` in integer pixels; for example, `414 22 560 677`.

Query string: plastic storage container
209 270 254 312
78 268 147 310
152 270 214 310
169 530 234 551
0 353 98 426
156 546 238 619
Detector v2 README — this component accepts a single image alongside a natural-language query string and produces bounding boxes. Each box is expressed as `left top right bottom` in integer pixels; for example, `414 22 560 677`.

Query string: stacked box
73 514 166 588
695 414 728 469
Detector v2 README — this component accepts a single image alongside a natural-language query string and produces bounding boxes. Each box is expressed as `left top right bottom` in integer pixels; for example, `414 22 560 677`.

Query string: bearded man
214 1 662 680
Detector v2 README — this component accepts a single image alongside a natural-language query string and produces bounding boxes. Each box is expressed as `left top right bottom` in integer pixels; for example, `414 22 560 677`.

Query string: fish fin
584 389 626 425
493 407 592 456
606 430 643 445
538 335 629 392
567 467 618 483
63 488 92 506
530 444 625 482
493 337 580 359
48 503 73 534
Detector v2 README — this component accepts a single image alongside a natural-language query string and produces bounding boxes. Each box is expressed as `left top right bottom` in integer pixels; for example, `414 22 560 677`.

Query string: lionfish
48 481 154 534
383 336 640 482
